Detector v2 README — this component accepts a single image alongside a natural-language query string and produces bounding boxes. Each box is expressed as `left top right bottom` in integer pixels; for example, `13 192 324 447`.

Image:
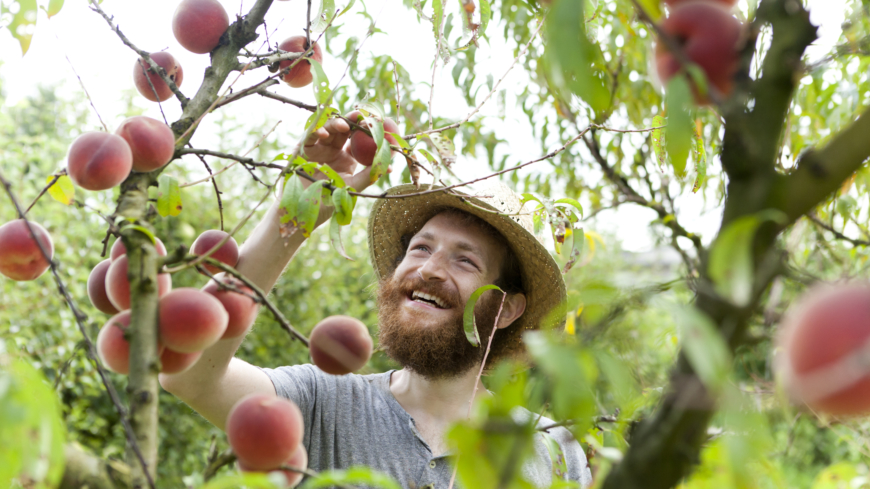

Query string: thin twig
428 4 447 130
807 213 870 247
0 169 156 489
189 145 225 230
24 171 63 215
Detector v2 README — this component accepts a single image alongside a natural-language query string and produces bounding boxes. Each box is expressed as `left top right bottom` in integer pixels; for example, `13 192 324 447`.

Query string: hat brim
367 184 567 333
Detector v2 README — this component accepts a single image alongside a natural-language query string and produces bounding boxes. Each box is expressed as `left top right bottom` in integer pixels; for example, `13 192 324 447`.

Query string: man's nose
418 252 447 281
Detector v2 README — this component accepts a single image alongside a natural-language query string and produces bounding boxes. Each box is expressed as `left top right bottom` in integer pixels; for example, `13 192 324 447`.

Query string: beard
377 273 503 380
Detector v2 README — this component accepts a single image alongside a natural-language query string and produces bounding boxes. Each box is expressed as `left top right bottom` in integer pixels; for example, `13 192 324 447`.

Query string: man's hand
300 117 377 192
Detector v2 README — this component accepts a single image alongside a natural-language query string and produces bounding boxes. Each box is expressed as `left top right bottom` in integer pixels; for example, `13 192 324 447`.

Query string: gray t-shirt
262 364 593 488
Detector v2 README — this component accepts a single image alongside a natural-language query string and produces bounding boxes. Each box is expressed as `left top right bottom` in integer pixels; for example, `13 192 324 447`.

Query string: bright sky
0 0 850 252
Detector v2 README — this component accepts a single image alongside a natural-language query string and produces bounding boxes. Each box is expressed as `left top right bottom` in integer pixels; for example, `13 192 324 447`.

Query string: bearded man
159 118 593 488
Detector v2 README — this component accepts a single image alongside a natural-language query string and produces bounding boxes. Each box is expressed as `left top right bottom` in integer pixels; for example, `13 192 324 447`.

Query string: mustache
395 275 461 309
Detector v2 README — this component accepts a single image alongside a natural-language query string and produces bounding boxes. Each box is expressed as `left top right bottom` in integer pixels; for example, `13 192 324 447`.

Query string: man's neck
389 366 489 423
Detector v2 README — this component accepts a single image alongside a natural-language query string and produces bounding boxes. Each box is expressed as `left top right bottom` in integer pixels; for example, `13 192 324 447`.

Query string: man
159 117 592 488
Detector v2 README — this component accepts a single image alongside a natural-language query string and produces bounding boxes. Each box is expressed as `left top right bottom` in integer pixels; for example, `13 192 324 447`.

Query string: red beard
377 273 503 379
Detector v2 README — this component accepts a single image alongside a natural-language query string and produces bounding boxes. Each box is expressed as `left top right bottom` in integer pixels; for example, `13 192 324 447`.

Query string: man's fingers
323 118 350 134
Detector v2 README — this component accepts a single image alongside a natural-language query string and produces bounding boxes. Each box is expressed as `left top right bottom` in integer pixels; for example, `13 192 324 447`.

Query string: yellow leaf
46 175 74 205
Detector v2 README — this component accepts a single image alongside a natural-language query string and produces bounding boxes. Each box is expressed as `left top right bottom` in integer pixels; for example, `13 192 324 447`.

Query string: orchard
1 0 869 488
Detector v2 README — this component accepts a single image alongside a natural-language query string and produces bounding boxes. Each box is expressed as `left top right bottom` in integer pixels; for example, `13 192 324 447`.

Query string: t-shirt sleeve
549 426 593 488
259 364 321 415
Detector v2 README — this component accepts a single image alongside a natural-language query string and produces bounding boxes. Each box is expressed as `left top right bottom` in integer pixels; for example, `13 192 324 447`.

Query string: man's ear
496 292 526 330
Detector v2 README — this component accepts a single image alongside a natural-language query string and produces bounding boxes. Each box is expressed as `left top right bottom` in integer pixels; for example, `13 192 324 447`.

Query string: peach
96 311 133 374
67 132 133 191
110 236 168 261
0 219 53 281
133 52 184 102
105 255 173 311
115 116 176 172
308 315 372 375
172 0 229 54
277 36 323 88
664 0 736 6
202 277 259 339
160 347 202 374
347 110 399 167
88 259 119 315
158 288 228 353
778 283 870 416
227 394 304 470
239 445 308 488
655 2 742 103
191 230 239 274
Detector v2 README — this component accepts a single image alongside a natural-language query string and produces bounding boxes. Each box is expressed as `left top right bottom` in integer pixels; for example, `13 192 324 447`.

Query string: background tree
1 0 870 488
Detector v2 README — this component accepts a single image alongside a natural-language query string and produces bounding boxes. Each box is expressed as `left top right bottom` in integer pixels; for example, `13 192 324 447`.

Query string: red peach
158 288 228 353
67 132 133 191
778 284 870 416
309 315 372 375
277 36 323 88
202 277 259 339
0 219 53 281
115 116 176 172
133 52 184 102
191 230 239 275
172 0 229 54
655 2 743 103
88 259 119 315
347 110 399 167
227 394 304 470
105 255 173 311
160 347 203 374
664 0 736 6
110 237 168 261
239 445 308 488
96 311 133 374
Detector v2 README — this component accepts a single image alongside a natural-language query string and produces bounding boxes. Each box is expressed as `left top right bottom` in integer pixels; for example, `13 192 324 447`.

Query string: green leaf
0 356 66 489
692 123 707 193
707 209 787 306
462 284 503 346
306 106 338 133
555 198 583 219
634 0 662 21
355 100 386 121
479 0 492 37
674 306 732 393
812 463 861 489
309 59 331 105
329 216 353 260
301 466 401 489
157 175 183 217
281 180 325 238
665 76 693 177
279 174 306 226
314 163 346 188
3 0 37 55
46 0 64 18
388 132 410 150
426 133 456 165
331 187 354 225
46 174 74 206
337 0 355 17
651 115 667 169
545 0 610 114
432 0 443 43
126 225 158 246
310 0 336 34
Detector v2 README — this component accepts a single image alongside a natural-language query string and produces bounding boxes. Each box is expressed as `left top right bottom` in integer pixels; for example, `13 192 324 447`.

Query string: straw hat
367 183 567 334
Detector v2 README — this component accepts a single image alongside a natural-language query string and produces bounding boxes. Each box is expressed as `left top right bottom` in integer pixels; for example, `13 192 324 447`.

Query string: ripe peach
67 132 133 191
105 255 173 311
777 283 870 416
0 219 53 281
202 277 259 339
115 116 176 172
88 259 119 315
160 347 202 374
277 36 323 88
96 311 133 374
664 0 736 6
158 288 228 353
655 2 742 103
172 0 229 54
133 52 184 102
110 236 168 261
227 394 304 470
347 111 399 167
239 445 308 488
309 315 372 375
191 230 239 274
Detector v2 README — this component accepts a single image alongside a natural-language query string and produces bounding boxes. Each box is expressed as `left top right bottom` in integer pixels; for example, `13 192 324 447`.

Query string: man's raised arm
159 117 371 429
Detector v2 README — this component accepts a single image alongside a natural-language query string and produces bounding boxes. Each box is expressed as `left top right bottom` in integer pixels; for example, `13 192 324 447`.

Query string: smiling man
159 117 592 488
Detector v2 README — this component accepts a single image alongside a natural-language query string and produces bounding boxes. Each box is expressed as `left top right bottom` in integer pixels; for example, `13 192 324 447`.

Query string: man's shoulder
510 407 593 488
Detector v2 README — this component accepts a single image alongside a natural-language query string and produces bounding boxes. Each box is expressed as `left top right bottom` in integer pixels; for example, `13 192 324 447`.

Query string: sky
0 0 851 252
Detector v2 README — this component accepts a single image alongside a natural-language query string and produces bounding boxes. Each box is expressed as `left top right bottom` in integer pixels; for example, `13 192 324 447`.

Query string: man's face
377 212 508 379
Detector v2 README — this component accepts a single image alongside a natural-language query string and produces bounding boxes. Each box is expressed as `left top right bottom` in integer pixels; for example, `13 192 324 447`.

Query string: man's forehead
413 212 505 258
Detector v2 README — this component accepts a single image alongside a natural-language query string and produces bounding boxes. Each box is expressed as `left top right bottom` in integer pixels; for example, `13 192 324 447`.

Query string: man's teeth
411 291 447 308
